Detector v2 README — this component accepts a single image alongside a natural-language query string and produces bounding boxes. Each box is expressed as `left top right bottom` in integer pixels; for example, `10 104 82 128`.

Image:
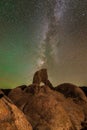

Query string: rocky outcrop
8 85 74 130
0 90 32 130
8 83 87 130
55 83 87 102
32 68 54 90
33 68 48 85
1 69 87 130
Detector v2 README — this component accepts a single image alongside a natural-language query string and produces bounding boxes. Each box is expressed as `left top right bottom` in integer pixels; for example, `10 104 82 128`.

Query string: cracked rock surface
0 90 32 130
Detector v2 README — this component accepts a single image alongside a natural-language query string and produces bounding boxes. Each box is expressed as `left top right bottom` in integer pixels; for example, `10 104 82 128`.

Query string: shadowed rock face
1 89 11 96
17 85 27 90
55 83 87 102
80 86 87 96
0 90 32 130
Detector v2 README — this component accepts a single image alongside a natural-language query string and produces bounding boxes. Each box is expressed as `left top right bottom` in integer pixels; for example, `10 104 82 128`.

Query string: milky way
0 0 87 88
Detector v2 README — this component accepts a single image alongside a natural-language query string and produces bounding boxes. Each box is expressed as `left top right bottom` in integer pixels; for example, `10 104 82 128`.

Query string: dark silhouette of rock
0 90 32 130
80 86 87 96
55 83 87 102
0 93 4 98
1 89 11 96
17 85 27 90
46 79 55 90
0 90 4 99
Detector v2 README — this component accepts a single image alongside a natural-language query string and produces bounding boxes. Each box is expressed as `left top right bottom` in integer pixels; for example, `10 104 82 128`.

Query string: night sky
0 0 87 88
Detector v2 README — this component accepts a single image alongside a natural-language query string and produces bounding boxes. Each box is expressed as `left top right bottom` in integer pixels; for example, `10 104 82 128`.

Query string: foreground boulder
0 90 32 130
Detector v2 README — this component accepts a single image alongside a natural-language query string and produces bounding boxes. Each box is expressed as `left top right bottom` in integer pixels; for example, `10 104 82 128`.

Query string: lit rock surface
8 83 87 130
0 91 32 130
2 69 87 130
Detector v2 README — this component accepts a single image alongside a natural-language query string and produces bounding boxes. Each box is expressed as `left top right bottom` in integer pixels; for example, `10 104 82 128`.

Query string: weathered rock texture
1 69 87 130
8 85 87 130
55 83 87 102
8 85 74 130
0 90 32 130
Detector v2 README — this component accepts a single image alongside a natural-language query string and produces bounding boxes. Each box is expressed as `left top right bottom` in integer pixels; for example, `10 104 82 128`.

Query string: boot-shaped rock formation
33 68 54 90
33 68 48 85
